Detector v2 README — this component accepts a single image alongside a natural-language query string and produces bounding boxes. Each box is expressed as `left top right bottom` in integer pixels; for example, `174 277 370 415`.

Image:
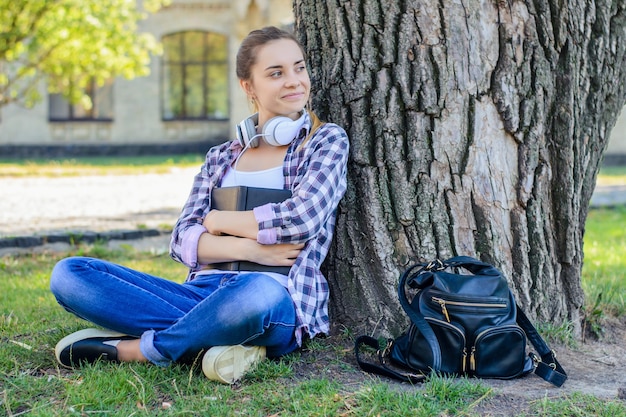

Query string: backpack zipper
468 328 497 372
469 346 476 371
431 296 507 323
462 347 468 373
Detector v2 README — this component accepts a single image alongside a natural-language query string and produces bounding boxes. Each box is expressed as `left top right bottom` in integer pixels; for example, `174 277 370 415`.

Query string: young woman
49 26 349 384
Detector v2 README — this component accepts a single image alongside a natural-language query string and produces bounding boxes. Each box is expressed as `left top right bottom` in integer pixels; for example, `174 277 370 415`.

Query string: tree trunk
294 0 626 337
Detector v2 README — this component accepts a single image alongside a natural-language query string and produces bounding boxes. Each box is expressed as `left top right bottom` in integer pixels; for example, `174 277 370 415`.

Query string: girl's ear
240 79 254 100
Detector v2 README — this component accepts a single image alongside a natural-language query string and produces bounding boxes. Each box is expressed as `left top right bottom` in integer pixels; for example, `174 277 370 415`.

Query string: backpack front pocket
470 325 528 379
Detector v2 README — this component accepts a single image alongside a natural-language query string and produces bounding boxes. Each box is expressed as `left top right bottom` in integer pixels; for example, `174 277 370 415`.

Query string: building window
49 80 113 121
161 31 229 121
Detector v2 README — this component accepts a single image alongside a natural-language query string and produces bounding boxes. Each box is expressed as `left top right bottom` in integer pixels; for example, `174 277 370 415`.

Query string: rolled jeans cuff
140 330 171 367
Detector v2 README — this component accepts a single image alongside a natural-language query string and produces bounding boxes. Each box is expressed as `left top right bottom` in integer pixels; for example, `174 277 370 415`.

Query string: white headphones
236 111 306 148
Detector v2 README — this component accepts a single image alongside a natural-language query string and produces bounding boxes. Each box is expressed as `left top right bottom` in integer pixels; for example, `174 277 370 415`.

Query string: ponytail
298 110 325 150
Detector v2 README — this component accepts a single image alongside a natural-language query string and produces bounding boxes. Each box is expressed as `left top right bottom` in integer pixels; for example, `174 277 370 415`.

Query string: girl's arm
169 143 230 269
169 142 305 269
202 209 258 240
196 232 303 266
255 124 350 245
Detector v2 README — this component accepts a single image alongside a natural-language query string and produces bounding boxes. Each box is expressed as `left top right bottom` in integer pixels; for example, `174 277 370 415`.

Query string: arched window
161 31 229 120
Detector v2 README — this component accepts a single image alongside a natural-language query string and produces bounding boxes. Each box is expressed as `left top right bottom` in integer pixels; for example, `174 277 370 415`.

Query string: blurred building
607 108 626 165
0 0 294 157
0 0 624 162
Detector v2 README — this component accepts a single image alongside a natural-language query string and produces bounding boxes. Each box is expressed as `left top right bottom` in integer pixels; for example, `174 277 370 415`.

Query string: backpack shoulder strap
397 262 442 371
516 304 568 387
353 261 442 382
354 335 427 383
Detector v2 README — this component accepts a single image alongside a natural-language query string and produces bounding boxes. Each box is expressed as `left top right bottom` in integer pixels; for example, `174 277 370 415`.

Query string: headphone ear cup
236 114 260 148
262 116 294 146
262 112 306 146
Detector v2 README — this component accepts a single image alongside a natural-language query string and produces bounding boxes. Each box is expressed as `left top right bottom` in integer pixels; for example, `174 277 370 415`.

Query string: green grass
582 206 626 316
0 244 498 416
2 211 626 415
1 159 625 415
530 392 626 416
0 155 204 177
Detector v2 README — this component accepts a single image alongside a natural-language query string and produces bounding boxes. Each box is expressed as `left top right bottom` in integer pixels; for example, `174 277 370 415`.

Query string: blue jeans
49 257 299 366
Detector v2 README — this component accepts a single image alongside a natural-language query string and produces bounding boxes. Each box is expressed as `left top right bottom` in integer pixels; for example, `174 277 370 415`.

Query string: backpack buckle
425 259 445 271
530 352 558 370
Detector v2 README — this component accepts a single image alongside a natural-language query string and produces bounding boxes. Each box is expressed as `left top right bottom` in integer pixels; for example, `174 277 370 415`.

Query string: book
208 186 292 275
211 186 292 213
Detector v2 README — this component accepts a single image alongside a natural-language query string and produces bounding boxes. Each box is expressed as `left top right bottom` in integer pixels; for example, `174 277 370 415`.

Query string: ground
289 315 626 416
31 303 626 416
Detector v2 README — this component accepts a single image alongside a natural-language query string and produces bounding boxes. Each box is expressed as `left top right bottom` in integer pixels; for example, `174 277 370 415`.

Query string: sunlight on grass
0 155 204 177
596 166 626 186
582 206 626 316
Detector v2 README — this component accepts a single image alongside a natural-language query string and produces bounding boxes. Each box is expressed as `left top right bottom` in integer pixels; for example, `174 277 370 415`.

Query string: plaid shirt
169 114 349 342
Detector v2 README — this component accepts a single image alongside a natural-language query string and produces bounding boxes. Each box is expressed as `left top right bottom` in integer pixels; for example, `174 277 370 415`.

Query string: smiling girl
50 26 350 384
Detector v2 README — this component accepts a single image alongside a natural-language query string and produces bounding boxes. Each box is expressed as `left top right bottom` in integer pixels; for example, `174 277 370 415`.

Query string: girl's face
241 38 311 123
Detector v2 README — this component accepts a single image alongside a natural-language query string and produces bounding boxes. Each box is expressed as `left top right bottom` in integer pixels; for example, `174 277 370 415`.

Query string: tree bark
294 0 626 337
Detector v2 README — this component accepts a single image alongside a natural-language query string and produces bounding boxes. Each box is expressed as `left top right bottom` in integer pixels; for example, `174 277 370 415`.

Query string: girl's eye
296 65 306 72
270 71 282 78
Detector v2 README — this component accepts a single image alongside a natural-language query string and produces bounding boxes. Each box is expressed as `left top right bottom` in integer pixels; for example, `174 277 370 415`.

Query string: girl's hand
248 241 305 266
203 210 258 240
202 210 222 235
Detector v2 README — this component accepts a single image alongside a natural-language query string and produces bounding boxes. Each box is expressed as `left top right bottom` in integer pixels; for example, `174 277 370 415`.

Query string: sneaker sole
202 345 266 384
54 328 128 367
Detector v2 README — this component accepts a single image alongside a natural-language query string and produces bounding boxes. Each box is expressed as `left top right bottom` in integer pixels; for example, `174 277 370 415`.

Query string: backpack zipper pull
470 346 476 371
462 347 467 373
432 297 450 322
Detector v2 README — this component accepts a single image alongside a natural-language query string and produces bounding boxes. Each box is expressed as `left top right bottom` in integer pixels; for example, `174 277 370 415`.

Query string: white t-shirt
198 164 289 287
220 165 283 189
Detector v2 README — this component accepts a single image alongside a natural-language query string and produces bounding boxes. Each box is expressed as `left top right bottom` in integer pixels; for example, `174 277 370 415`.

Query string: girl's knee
246 276 295 323
247 274 291 309
49 256 91 296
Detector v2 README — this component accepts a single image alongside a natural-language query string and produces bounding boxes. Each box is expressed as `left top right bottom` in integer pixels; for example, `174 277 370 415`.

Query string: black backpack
355 256 567 386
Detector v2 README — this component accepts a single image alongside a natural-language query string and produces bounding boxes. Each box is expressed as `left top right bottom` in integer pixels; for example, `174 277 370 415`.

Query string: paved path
590 184 626 207
0 167 197 238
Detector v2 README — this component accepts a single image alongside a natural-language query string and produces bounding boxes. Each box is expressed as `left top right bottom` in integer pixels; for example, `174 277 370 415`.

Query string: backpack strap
397 261 443 371
353 261 440 383
516 305 568 387
354 335 426 383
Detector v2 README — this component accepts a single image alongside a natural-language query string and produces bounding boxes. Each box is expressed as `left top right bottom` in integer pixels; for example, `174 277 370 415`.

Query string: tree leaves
0 0 169 108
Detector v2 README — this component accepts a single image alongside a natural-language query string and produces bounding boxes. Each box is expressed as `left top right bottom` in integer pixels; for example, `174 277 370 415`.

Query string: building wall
0 0 294 150
607 107 626 154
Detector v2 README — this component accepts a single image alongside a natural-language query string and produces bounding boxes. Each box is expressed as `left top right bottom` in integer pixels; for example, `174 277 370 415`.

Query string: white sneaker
202 345 266 384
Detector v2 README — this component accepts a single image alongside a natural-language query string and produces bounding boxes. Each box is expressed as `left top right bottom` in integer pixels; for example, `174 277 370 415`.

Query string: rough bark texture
293 0 626 337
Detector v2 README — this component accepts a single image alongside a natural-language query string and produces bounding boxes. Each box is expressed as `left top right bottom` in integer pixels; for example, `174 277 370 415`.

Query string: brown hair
237 26 324 145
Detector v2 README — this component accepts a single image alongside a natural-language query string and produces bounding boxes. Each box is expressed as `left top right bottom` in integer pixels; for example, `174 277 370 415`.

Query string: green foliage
0 154 204 177
0 0 169 108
